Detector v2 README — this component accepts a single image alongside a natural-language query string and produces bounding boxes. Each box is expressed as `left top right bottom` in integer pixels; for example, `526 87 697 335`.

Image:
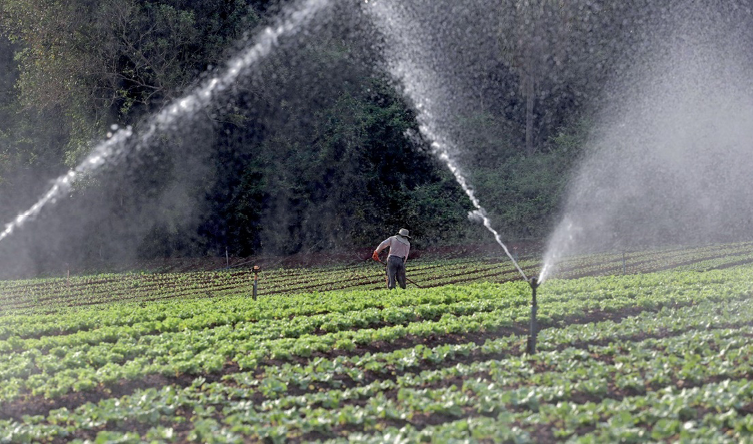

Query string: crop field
3 242 753 315
2 242 753 443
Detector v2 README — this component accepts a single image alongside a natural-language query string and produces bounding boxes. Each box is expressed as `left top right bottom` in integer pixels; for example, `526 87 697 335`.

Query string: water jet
363 0 529 282
0 0 333 247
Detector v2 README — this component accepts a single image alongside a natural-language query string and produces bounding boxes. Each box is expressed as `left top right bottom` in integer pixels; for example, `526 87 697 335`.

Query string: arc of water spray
434 140 527 281
537 219 573 285
0 0 332 244
363 1 528 282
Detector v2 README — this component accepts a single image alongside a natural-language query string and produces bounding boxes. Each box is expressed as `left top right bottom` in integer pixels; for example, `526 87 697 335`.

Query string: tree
0 0 258 164
498 0 578 156
0 0 262 267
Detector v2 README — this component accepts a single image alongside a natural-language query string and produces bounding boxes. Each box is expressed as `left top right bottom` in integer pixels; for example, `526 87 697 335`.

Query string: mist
541 1 753 279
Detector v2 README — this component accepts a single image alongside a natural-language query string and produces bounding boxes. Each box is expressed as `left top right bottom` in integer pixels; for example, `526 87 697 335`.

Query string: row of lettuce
3 285 753 442
2 242 753 315
2 268 753 404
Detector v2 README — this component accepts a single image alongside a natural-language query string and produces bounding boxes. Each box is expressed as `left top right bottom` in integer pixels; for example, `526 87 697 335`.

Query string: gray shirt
376 235 410 263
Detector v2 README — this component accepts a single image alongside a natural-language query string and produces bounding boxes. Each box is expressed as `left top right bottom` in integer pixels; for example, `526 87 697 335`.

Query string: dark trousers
387 255 406 289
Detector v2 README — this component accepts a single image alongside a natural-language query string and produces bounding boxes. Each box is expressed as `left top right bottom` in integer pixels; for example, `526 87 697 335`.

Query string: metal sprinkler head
529 277 539 290
253 265 261 275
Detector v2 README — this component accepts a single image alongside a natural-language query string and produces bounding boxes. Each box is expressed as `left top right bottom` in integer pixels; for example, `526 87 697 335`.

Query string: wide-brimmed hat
397 228 411 239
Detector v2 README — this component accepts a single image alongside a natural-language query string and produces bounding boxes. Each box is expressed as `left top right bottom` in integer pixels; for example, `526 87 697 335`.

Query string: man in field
372 228 411 289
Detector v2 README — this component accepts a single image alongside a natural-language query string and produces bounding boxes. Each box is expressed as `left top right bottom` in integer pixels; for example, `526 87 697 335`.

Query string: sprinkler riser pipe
528 304 538 354
252 265 261 300
527 277 539 354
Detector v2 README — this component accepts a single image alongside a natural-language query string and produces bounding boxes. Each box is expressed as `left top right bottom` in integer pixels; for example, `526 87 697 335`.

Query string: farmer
372 228 411 289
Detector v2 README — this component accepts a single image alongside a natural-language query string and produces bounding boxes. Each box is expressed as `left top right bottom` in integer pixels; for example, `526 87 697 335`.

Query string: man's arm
375 237 392 254
373 237 392 260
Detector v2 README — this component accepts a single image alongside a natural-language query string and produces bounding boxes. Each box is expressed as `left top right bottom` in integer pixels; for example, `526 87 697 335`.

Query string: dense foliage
0 0 742 273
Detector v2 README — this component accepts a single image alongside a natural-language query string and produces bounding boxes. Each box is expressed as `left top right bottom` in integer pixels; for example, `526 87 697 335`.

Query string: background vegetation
0 0 701 274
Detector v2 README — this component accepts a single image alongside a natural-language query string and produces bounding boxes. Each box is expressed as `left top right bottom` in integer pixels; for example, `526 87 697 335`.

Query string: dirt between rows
0 302 692 423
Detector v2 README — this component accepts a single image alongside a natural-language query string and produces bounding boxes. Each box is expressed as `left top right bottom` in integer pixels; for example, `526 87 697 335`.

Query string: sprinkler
526 277 540 354
252 265 261 300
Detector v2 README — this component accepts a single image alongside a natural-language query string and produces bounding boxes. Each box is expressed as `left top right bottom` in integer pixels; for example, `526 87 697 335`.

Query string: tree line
0 0 730 275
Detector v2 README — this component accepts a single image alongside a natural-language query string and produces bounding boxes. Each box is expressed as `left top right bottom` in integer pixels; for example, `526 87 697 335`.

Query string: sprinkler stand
527 277 539 354
252 265 261 300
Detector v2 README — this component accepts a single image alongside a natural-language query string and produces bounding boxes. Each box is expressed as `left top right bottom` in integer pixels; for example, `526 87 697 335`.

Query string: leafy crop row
2 242 752 315
4 293 753 442
3 245 753 442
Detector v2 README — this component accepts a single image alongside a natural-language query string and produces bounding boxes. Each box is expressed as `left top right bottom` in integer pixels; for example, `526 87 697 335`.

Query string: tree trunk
525 72 535 156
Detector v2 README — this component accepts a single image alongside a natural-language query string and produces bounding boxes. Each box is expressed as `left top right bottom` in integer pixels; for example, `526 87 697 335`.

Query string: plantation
2 243 753 443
